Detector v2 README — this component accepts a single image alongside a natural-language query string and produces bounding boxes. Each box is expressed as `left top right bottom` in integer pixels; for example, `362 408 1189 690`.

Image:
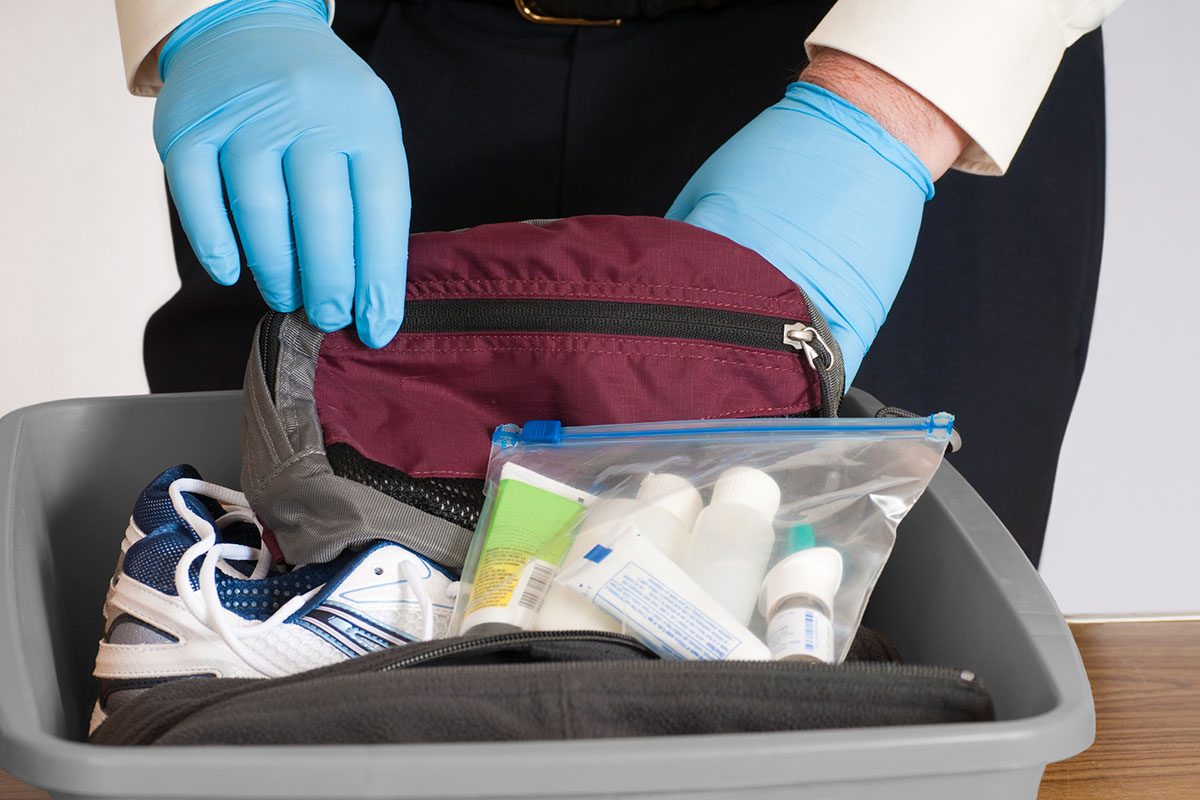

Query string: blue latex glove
154 0 409 347
667 82 935 386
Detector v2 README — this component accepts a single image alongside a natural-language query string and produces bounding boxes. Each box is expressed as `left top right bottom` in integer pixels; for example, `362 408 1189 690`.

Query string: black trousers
146 0 1106 565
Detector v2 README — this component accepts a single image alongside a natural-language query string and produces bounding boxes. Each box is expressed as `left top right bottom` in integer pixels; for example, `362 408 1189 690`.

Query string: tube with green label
455 463 594 636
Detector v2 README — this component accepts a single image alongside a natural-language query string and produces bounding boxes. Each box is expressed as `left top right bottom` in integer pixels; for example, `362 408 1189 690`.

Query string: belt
513 0 730 27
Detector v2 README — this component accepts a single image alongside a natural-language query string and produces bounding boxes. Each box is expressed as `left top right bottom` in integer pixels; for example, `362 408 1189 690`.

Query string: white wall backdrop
0 3 176 412
0 2 1195 614
1038 2 1200 614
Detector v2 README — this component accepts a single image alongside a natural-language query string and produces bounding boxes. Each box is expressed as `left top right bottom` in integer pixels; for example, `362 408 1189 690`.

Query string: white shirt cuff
806 0 1118 175
115 0 336 97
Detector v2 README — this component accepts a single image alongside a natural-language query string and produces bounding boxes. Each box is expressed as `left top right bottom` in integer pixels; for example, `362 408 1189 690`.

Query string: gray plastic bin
0 390 1093 800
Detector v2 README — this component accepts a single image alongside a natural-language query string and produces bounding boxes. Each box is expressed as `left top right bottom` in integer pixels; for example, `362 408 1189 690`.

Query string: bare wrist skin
800 46 969 180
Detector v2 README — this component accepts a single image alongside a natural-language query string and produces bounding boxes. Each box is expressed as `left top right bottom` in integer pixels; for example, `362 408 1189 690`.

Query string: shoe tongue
133 464 229 544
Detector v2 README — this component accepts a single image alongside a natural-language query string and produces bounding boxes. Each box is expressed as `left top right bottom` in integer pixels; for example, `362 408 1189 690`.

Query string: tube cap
758 547 844 619
636 473 703 528
710 466 781 522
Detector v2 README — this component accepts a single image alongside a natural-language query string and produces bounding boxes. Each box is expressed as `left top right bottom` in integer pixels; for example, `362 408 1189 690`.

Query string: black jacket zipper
260 296 844 416
376 629 977 686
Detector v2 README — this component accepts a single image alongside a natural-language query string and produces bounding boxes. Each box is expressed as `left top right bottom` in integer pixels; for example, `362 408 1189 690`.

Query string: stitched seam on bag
321 342 799 373
256 446 327 492
407 279 801 312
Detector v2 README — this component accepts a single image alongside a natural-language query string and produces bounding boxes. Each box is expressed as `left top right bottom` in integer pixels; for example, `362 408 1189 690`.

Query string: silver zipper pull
783 323 832 372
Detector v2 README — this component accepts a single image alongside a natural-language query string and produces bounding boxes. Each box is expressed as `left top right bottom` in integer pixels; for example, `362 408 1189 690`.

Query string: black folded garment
92 628 992 746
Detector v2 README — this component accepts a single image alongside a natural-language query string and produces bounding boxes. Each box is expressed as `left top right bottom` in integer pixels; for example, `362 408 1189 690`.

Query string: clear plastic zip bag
448 415 954 664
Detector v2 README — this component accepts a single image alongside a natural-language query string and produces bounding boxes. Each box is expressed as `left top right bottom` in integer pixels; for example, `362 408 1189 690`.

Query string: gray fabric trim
241 314 473 569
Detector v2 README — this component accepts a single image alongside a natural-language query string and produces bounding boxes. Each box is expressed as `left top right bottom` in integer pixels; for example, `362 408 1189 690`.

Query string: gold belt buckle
514 0 623 26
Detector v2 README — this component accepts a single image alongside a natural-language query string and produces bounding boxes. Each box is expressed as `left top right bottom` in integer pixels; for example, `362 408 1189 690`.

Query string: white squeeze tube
684 466 781 626
535 473 703 633
556 526 770 661
457 464 594 636
534 496 638 634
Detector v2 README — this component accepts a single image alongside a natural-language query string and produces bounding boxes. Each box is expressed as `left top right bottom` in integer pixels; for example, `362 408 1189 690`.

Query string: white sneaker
91 465 456 734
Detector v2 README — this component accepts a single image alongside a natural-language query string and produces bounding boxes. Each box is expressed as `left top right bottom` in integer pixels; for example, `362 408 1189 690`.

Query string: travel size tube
556 526 770 661
459 464 594 636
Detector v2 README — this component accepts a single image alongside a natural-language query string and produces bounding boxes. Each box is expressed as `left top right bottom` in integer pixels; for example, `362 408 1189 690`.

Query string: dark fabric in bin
91 631 991 746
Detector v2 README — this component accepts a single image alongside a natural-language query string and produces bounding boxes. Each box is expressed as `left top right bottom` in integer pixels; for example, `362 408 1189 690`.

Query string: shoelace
165 478 435 677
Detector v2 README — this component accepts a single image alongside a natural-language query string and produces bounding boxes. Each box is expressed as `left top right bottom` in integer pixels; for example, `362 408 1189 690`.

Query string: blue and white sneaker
91 465 456 734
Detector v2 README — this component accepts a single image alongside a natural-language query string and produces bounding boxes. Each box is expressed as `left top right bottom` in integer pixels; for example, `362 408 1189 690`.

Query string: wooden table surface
1038 617 1200 799
3 618 1197 799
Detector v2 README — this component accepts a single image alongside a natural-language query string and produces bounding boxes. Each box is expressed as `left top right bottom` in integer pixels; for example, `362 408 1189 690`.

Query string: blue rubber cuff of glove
159 0 328 82
670 82 934 387
788 82 935 202
779 83 934 387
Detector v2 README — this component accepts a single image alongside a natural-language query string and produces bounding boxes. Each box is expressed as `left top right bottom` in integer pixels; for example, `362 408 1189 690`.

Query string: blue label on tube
584 544 612 563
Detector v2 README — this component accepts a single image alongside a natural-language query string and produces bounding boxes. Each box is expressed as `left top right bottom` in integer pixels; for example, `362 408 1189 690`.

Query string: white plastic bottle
626 473 704 564
684 466 781 626
535 473 702 632
758 524 843 663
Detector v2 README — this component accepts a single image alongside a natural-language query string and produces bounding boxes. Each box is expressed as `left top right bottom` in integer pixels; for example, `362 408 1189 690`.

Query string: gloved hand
154 0 409 347
666 82 935 386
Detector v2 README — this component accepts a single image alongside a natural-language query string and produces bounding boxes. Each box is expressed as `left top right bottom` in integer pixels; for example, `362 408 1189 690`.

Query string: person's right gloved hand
667 83 935 386
154 0 410 347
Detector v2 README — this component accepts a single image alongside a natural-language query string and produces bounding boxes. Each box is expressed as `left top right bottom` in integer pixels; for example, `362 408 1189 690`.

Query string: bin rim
0 703 1093 798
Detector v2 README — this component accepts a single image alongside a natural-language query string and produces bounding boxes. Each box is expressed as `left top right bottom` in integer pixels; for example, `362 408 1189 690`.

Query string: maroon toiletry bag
241 215 844 570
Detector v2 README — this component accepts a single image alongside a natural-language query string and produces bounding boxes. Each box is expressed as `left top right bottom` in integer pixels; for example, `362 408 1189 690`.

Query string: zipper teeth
259 311 284 402
389 659 977 684
397 298 797 353
379 630 648 671
794 289 845 418
377 631 975 684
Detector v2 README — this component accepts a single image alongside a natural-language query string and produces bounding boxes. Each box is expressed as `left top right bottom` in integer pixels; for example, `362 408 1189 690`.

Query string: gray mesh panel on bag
241 314 474 569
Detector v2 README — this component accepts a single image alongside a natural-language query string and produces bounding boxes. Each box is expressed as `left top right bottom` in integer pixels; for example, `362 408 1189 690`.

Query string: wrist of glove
155 0 410 348
666 82 935 387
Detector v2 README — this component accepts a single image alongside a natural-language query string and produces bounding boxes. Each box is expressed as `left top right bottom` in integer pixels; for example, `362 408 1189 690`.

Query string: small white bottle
628 473 704 564
758 524 843 664
535 473 702 632
684 466 781 626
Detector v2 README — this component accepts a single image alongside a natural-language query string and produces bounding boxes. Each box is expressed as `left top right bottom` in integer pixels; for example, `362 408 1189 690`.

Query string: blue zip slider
520 420 563 445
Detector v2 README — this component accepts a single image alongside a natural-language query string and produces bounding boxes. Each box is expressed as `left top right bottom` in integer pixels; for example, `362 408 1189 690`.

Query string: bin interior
3 391 1062 745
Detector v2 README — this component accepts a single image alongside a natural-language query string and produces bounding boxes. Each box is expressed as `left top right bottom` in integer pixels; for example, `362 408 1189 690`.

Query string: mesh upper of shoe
236 623 346 674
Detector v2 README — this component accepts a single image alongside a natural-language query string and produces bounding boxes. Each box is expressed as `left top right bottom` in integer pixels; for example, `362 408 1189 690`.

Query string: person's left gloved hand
153 0 410 347
667 82 935 386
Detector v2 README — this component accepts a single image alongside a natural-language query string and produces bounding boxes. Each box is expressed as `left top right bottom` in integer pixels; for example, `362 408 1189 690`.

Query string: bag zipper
493 414 956 449
258 295 843 416
259 309 286 403
376 629 977 686
378 629 651 671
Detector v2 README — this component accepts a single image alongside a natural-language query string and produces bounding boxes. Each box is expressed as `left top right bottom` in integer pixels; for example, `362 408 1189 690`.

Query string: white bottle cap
758 547 844 619
710 466 781 522
636 473 704 528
